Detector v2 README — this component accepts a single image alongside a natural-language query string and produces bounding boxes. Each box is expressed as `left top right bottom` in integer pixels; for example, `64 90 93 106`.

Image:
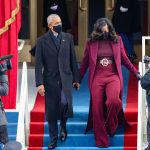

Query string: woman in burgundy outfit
79 18 141 147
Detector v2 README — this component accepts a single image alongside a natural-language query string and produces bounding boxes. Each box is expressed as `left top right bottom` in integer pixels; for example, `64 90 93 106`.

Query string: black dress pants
48 90 68 143
0 125 8 144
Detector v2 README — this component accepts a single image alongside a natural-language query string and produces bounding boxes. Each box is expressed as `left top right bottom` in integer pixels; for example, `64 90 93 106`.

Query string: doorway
28 0 150 62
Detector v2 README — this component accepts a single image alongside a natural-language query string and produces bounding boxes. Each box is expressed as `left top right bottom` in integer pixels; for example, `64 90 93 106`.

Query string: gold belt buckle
100 58 109 66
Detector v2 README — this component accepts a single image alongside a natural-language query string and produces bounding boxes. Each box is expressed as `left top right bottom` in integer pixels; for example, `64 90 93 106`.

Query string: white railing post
137 62 143 150
16 62 29 149
25 82 29 146
137 36 150 150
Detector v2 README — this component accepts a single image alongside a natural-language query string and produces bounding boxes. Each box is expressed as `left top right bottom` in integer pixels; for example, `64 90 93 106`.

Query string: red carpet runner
124 65 138 150
28 93 45 150
28 66 139 150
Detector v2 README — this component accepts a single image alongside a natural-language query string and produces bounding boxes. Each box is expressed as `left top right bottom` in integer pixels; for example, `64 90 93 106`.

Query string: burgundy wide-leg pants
91 64 122 147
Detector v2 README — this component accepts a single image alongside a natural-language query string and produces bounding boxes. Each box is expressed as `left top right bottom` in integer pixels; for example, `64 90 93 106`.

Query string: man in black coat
112 0 141 34
43 0 71 32
112 0 141 62
141 56 150 150
35 14 80 149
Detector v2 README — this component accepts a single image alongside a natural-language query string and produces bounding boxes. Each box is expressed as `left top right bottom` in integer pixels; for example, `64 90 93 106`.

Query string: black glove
135 72 142 81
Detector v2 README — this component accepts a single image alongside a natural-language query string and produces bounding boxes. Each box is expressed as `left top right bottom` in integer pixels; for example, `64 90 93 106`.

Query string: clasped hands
38 82 80 96
73 82 80 90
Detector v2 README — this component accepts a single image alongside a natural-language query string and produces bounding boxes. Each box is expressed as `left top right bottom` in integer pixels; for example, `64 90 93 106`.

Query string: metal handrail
137 62 143 150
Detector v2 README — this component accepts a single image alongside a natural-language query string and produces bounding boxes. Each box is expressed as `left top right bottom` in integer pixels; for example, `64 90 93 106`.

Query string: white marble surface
18 63 37 112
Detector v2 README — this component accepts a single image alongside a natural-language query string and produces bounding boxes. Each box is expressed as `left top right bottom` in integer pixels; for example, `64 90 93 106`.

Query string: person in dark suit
112 0 141 62
43 0 71 32
140 56 150 150
18 0 29 39
0 70 9 145
3 141 22 150
79 18 141 148
35 14 80 149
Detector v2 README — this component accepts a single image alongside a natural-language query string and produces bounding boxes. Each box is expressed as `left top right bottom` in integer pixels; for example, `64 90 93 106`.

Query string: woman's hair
90 18 118 43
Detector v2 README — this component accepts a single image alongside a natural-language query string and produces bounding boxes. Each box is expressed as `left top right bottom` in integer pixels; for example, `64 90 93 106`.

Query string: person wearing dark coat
35 14 80 149
112 0 141 62
18 0 29 39
0 66 22 150
43 0 71 32
140 58 150 150
0 70 9 145
3 141 22 150
79 18 141 148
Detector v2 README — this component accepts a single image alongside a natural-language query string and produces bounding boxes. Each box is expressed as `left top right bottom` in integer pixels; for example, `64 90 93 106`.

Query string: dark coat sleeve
70 35 81 83
141 69 150 91
35 38 44 87
119 37 138 75
0 75 8 96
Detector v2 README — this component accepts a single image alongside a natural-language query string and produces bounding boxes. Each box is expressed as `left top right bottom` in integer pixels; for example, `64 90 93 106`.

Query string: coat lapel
90 41 99 65
44 31 58 53
111 41 119 64
90 40 119 65
111 40 123 93
59 32 66 55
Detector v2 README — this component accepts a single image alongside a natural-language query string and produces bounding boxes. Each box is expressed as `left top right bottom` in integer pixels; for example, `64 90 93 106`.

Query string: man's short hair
47 14 60 25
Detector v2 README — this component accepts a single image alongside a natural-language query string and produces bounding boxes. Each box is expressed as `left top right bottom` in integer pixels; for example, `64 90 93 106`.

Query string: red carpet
28 93 45 150
27 66 139 149
124 65 138 150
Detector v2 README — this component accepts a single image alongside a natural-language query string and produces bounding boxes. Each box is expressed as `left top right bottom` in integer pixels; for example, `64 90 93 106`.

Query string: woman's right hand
37 85 45 96
135 72 142 81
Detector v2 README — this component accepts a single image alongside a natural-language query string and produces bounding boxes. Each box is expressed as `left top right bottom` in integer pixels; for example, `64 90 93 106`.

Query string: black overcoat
0 75 8 126
112 0 141 34
141 69 150 91
43 0 71 31
35 31 80 121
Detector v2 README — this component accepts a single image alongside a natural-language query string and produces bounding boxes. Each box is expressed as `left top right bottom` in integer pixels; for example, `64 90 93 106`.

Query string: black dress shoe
60 127 67 141
48 141 57 149
109 133 115 137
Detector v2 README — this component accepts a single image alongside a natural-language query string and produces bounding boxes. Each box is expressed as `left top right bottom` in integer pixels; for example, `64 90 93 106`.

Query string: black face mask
102 32 109 39
53 24 62 34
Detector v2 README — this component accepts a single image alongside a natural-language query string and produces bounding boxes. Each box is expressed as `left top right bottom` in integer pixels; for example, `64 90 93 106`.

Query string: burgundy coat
80 36 138 132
